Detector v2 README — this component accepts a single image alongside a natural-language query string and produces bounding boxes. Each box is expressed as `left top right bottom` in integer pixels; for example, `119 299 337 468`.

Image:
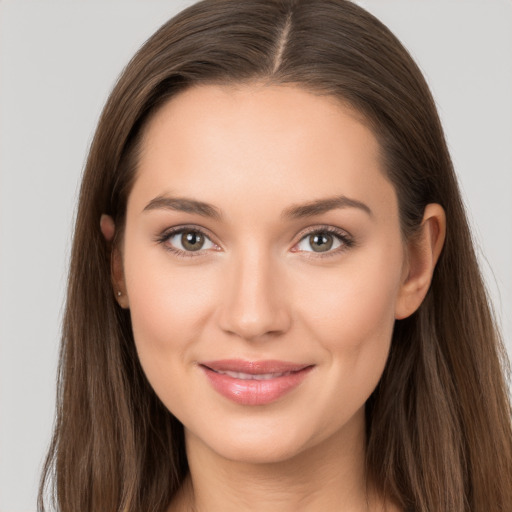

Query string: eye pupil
182 231 204 251
309 233 333 252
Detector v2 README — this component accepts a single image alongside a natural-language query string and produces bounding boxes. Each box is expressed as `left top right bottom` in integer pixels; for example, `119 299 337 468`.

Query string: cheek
296 243 403 388
122 238 219 386
128 267 215 344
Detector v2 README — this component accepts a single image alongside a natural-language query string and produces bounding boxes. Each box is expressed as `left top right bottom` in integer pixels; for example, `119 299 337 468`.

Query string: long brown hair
39 1 512 511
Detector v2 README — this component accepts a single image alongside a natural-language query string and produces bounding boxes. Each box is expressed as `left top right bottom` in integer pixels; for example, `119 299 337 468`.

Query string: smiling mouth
200 360 314 405
210 369 297 380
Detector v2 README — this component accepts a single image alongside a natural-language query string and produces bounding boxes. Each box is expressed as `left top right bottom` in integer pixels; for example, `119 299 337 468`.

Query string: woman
38 1 512 511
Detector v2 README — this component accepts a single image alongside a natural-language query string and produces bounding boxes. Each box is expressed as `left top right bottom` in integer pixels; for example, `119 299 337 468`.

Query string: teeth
217 370 291 380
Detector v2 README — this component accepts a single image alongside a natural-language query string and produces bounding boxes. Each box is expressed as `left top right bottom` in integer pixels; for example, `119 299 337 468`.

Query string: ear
395 203 446 320
100 214 129 308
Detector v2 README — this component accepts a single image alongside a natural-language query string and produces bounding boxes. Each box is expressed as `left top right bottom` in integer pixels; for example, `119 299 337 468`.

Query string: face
118 84 408 464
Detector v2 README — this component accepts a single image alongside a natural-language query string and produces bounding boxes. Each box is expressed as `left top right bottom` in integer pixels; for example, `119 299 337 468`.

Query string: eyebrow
281 195 373 219
142 194 372 220
143 195 223 220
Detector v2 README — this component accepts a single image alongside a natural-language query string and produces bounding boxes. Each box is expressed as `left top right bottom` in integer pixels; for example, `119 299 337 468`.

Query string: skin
101 83 445 511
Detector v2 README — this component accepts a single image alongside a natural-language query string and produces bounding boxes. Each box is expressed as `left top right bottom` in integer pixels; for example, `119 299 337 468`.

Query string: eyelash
155 225 355 259
156 225 220 259
293 226 355 259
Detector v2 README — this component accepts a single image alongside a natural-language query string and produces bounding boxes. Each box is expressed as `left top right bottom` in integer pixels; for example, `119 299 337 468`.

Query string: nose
216 246 292 342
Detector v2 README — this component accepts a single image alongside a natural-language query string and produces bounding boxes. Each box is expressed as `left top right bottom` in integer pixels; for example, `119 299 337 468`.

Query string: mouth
209 370 298 381
199 359 314 406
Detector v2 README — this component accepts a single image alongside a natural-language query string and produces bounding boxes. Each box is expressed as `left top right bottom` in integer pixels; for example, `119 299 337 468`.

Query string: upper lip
200 359 312 374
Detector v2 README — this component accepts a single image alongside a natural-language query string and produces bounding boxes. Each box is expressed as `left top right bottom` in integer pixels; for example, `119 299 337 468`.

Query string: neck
170 408 393 512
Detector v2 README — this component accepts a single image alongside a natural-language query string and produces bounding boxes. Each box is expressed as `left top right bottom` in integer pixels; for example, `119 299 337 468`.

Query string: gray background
0 1 511 510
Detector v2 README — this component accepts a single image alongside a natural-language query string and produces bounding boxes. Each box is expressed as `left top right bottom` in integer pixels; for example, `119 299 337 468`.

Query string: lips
200 359 314 405
213 370 294 381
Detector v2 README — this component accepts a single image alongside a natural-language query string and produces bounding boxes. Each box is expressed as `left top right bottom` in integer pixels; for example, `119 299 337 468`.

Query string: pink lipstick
200 359 314 405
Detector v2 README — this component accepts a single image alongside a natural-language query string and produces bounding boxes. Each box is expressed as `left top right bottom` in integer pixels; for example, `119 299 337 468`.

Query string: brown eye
294 228 349 255
162 228 216 255
308 233 334 252
181 230 205 251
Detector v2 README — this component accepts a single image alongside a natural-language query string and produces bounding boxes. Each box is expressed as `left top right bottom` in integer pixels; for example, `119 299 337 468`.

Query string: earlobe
100 214 129 308
395 203 446 320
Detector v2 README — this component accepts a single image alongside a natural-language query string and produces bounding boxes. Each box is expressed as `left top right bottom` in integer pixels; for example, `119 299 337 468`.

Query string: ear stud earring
117 291 122 297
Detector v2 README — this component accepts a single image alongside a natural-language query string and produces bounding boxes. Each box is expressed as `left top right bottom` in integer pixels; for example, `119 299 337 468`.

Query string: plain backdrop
0 1 511 510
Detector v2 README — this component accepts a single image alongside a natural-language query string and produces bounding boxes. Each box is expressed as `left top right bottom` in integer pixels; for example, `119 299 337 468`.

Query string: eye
158 227 218 256
294 227 353 255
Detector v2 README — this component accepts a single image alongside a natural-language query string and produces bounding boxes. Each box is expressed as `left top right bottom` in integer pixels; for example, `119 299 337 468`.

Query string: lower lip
201 366 313 406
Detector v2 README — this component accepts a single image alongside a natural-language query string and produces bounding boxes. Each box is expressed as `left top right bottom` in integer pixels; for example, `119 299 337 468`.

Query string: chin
186 413 339 467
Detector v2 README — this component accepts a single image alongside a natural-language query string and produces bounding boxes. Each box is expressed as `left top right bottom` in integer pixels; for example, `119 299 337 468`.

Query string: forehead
130 83 397 221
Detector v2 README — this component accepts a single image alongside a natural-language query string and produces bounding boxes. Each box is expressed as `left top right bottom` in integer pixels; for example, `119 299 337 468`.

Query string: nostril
218 307 292 342
216 257 292 339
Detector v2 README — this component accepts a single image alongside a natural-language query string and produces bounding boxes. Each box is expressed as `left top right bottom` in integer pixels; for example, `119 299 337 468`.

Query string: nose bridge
218 241 290 340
